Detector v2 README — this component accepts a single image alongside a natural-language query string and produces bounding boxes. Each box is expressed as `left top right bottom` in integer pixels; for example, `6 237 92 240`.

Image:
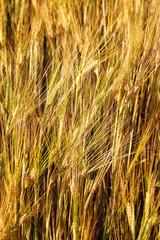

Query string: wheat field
0 0 160 239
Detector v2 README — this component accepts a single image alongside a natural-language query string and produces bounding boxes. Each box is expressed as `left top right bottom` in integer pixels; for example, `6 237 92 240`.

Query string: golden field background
0 0 160 239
